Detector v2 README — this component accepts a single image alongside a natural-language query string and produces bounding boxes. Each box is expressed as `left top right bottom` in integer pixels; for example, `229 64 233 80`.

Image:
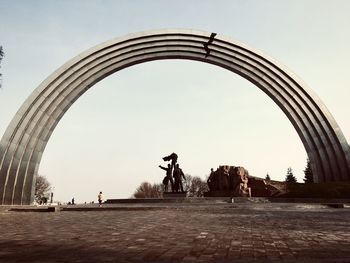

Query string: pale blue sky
0 0 349 203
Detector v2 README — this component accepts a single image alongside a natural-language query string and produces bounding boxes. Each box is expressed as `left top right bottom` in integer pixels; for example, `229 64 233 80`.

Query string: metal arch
0 29 349 205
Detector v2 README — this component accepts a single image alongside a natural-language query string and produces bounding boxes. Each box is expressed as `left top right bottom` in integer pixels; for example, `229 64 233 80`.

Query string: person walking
98 191 103 206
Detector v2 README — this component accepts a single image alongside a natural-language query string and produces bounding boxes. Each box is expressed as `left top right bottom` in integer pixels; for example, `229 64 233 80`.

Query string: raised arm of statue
159 165 167 171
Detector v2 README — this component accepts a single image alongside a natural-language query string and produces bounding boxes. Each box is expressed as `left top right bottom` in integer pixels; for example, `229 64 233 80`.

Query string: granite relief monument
205 165 288 197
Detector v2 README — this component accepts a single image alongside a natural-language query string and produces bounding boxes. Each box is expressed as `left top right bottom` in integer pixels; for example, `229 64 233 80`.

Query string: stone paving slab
0 203 349 262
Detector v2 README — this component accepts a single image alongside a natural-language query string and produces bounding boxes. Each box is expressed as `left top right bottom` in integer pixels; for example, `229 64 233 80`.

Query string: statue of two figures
207 166 251 197
159 153 185 193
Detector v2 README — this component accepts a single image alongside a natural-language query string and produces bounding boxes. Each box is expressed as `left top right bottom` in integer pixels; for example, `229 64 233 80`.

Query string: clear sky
0 0 349 203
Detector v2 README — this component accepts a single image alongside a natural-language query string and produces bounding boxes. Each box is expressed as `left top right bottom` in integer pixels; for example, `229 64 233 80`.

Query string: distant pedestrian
71 197 75 205
98 192 103 206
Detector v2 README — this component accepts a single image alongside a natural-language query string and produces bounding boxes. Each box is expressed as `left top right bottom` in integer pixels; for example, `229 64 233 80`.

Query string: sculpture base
204 191 236 197
204 192 252 197
163 192 187 199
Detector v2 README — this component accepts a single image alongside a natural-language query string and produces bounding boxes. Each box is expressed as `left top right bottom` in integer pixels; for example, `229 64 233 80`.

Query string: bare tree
133 182 163 198
183 174 192 193
187 176 209 197
35 174 51 203
151 183 163 197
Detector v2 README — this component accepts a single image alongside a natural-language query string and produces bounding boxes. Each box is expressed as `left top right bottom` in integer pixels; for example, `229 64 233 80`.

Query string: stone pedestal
204 190 252 197
163 192 187 199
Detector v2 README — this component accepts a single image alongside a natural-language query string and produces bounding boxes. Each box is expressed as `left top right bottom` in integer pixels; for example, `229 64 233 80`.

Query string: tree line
265 158 314 183
135 158 314 198
34 158 314 202
133 174 208 198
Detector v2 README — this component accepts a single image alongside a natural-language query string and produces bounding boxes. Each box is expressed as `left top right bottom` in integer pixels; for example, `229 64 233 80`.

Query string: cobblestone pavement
0 203 349 262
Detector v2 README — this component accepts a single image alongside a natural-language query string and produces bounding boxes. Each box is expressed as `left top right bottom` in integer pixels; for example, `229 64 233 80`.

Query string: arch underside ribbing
0 30 349 205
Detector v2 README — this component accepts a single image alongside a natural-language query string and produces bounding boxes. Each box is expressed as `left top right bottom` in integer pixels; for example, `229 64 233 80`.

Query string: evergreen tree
265 173 271 181
303 159 314 183
285 167 297 183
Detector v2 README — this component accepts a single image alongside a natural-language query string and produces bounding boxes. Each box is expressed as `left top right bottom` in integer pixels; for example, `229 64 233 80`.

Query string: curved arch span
0 29 349 205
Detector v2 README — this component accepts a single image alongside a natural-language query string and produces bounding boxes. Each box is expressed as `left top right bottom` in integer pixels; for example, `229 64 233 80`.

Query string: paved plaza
0 202 349 263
